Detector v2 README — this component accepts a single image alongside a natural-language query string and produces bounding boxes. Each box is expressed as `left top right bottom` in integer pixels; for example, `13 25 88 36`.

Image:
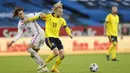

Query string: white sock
31 54 41 65
27 48 45 65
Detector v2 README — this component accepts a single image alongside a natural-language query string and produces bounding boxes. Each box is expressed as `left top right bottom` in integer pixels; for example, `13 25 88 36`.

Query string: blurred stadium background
0 0 130 73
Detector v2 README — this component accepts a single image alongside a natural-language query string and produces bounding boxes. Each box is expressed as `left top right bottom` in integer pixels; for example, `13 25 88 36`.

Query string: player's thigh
45 37 56 50
111 36 117 45
59 49 64 55
30 35 41 49
55 38 63 50
36 34 45 49
110 36 117 42
36 40 44 49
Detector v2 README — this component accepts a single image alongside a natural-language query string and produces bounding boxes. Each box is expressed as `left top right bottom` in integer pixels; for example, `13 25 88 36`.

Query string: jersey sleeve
62 18 67 27
27 12 41 18
27 13 41 22
13 23 23 42
61 18 71 36
105 14 110 23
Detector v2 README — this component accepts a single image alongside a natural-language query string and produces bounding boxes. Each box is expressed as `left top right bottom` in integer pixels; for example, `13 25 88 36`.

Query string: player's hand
40 13 45 19
120 35 123 40
7 41 14 48
104 33 107 37
69 35 73 39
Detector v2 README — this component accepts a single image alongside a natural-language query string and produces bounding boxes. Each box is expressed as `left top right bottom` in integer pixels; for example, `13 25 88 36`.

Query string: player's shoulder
116 14 119 18
18 20 23 25
17 20 24 28
60 17 66 22
107 13 112 17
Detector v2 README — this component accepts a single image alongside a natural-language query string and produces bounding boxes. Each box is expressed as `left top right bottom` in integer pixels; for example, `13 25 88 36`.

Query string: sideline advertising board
0 36 129 56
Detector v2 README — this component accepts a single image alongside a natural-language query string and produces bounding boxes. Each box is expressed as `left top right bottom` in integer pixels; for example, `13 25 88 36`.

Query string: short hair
52 1 63 12
13 6 24 17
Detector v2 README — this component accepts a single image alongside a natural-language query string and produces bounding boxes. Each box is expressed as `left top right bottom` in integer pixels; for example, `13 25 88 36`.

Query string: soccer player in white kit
7 7 48 72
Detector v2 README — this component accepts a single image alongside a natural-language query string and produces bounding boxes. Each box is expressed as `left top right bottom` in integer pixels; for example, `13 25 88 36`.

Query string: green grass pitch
0 53 130 73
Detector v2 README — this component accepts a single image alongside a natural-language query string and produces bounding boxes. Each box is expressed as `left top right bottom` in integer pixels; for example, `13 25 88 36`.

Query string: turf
0 53 130 73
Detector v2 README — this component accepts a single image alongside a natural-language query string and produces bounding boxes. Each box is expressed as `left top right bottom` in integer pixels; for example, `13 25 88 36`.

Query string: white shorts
30 30 45 49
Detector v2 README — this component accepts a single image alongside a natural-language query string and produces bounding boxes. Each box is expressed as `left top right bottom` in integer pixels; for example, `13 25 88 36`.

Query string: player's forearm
28 15 40 22
118 27 123 39
10 40 15 44
118 28 122 35
13 35 22 42
65 27 72 36
13 31 23 42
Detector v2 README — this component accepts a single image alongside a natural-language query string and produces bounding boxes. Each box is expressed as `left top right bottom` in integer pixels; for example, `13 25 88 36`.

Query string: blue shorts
108 36 118 42
45 37 63 50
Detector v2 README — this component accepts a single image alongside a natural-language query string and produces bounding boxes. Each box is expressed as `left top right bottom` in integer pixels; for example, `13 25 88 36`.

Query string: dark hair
13 6 24 17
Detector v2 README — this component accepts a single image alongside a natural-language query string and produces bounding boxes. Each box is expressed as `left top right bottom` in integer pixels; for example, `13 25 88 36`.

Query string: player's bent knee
112 42 117 46
33 48 39 53
59 51 65 59
52 48 59 56
31 54 34 58
53 51 59 57
59 54 65 60
54 53 59 57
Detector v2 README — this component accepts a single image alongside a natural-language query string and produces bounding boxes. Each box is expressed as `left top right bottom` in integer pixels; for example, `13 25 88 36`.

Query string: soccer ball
89 63 99 72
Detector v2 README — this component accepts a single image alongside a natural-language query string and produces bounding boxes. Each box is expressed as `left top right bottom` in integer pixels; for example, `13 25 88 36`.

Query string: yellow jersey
105 13 119 36
42 13 67 38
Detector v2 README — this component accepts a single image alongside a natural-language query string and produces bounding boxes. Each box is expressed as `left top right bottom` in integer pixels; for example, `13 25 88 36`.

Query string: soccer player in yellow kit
104 6 123 61
24 1 72 73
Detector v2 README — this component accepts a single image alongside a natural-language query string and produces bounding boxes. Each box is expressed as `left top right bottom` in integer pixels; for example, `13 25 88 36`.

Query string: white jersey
13 13 45 49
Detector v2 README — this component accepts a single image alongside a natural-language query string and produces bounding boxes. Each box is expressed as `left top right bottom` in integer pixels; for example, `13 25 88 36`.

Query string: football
89 63 99 72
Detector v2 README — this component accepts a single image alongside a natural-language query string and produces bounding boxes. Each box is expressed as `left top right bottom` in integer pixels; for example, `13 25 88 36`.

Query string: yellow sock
52 56 62 68
107 43 113 55
45 54 55 63
112 45 116 59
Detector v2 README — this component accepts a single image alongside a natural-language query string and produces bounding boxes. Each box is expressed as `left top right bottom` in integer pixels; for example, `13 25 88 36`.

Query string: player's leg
111 45 117 61
29 36 46 70
45 38 58 63
51 38 64 73
31 48 41 65
106 36 113 60
51 49 64 73
111 36 118 61
27 44 45 68
34 39 49 72
32 40 44 64
32 48 49 72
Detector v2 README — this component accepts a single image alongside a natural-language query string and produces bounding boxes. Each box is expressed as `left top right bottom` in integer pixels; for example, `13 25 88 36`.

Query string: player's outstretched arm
7 41 15 48
28 12 46 21
23 15 39 23
23 12 46 23
8 26 23 48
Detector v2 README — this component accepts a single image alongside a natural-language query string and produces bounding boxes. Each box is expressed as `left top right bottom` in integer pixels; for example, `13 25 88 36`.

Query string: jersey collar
52 12 60 18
